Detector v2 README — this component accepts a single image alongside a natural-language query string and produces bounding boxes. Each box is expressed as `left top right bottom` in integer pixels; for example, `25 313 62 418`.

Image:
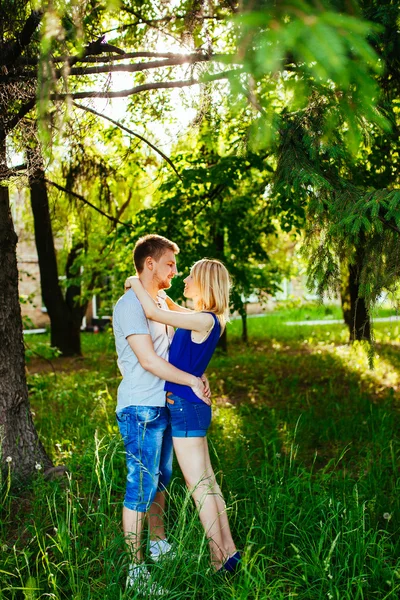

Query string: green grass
1 306 400 599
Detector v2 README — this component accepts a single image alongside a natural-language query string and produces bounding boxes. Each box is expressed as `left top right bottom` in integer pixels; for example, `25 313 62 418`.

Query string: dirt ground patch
26 356 89 375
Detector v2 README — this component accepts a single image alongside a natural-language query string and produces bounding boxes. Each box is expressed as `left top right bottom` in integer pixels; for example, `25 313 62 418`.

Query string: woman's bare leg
172 436 226 569
203 438 237 556
173 436 238 566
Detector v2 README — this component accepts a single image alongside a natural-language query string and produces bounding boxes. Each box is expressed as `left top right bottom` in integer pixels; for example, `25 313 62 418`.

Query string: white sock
149 538 171 556
128 563 149 580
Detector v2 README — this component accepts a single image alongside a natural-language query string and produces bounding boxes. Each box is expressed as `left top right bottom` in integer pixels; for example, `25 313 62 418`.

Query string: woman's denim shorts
116 405 173 513
167 393 212 437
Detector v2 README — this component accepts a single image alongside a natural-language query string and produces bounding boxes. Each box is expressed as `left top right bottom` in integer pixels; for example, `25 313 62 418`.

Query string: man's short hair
133 234 180 273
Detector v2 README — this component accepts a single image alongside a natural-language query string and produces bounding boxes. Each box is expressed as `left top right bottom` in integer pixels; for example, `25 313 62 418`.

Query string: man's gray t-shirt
113 289 173 409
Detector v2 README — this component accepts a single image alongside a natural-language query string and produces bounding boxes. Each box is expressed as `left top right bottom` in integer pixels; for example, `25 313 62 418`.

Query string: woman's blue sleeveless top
164 313 220 404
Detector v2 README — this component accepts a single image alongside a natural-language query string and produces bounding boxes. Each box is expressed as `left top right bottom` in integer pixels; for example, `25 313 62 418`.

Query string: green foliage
6 0 392 158
229 1 389 153
270 0 400 310
6 0 399 351
110 117 286 314
40 113 152 309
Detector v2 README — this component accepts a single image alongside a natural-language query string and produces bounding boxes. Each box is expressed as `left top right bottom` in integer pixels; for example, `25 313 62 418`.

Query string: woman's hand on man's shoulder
124 275 140 292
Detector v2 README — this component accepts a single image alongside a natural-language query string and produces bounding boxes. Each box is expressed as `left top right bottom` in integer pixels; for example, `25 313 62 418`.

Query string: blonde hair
191 259 231 330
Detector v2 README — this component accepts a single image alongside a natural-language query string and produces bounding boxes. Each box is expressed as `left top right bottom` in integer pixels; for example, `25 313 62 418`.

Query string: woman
125 259 240 573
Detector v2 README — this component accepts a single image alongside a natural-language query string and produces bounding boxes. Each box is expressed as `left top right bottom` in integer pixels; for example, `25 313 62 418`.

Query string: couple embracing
112 234 240 593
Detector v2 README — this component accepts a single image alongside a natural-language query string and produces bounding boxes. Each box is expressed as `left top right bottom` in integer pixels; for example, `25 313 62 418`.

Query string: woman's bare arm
125 276 213 334
165 296 194 313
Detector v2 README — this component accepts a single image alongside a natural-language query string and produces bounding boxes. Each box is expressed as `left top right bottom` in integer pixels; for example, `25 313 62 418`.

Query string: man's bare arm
127 334 209 404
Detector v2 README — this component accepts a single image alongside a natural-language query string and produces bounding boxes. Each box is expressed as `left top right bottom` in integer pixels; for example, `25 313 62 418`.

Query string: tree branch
0 163 27 181
73 102 182 179
1 70 238 142
1 98 36 142
119 4 183 46
52 70 236 100
15 51 221 67
7 36 126 72
1 10 42 67
84 36 125 57
102 14 224 35
68 53 210 75
6 54 212 81
45 179 134 229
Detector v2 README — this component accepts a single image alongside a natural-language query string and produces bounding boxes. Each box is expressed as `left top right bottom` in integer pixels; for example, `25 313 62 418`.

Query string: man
113 234 208 594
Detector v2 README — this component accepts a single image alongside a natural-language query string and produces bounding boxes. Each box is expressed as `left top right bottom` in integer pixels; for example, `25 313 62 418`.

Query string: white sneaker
149 539 176 562
126 564 168 596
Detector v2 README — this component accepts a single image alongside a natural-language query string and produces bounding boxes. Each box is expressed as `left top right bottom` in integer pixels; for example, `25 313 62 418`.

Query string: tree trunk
213 221 228 352
347 244 371 343
348 263 371 343
340 263 351 329
0 183 52 479
27 145 82 356
218 327 228 352
241 305 248 344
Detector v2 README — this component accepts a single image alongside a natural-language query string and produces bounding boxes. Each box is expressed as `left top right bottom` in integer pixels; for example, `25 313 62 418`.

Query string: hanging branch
45 179 134 228
73 102 182 179
3 70 238 141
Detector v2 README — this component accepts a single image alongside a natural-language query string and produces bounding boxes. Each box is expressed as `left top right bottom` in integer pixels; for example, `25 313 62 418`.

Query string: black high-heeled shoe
223 551 242 573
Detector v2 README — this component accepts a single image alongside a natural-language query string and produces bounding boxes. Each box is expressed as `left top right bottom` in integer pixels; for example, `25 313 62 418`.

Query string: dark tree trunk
340 263 352 329
241 308 248 344
348 262 371 342
0 183 52 479
218 327 228 352
27 145 82 356
346 243 371 343
64 240 87 343
213 223 228 352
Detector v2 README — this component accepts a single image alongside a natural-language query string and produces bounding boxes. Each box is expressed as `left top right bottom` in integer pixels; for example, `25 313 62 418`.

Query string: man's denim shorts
166 393 211 437
116 405 173 513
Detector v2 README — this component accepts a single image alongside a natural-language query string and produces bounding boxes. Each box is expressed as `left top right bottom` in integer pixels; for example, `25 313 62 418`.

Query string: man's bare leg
148 491 166 541
122 506 146 562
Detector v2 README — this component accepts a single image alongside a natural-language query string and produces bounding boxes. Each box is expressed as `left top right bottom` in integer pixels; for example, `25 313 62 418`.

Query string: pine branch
378 215 400 236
